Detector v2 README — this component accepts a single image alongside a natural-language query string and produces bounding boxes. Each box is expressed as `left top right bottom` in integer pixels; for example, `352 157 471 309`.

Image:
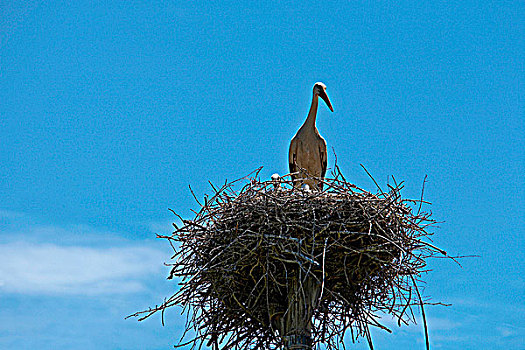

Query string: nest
130 167 449 349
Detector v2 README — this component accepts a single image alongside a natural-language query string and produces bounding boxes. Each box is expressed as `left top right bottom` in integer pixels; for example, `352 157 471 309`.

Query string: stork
289 82 334 191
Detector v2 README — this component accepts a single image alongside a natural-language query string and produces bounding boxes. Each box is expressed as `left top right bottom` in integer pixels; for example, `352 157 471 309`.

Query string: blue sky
1 1 523 349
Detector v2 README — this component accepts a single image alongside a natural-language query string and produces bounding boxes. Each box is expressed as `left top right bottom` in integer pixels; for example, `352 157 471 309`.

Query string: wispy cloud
0 209 27 219
0 212 170 296
373 313 458 334
143 218 176 235
0 241 166 295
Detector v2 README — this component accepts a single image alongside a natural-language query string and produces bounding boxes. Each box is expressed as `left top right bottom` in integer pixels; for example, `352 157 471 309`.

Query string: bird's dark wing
289 154 297 181
320 146 327 190
289 139 298 184
289 159 296 175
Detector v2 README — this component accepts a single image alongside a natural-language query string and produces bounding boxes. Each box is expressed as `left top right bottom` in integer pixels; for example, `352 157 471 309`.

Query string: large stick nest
130 167 449 349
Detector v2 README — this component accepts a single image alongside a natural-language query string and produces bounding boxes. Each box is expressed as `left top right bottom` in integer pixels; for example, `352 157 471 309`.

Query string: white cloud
143 219 176 235
0 242 166 295
0 209 27 219
372 311 458 333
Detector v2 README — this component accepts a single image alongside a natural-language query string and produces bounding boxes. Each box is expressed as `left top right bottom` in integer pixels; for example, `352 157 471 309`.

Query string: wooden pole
279 271 320 350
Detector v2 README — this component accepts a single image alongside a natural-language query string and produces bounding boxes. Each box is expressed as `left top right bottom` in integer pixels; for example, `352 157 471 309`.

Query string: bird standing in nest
289 82 334 191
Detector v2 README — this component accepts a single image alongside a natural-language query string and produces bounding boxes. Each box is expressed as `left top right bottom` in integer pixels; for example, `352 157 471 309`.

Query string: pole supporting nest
277 274 319 350
284 335 312 350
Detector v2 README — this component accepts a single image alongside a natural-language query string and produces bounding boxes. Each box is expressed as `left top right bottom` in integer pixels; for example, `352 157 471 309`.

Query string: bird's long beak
319 90 334 112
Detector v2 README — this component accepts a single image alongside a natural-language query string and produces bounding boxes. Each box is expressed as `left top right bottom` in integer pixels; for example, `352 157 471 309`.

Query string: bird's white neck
303 93 319 129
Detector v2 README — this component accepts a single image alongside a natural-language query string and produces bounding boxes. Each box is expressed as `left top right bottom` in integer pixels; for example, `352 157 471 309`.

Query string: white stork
289 82 333 191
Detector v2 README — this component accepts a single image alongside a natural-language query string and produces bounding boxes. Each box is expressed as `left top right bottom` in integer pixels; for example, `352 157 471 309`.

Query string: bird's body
289 82 333 191
288 124 327 189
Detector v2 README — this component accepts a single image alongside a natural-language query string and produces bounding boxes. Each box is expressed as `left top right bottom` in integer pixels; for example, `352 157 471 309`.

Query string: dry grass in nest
129 166 451 349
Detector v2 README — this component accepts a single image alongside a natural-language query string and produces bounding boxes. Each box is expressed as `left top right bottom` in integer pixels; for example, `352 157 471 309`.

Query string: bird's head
313 82 334 112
